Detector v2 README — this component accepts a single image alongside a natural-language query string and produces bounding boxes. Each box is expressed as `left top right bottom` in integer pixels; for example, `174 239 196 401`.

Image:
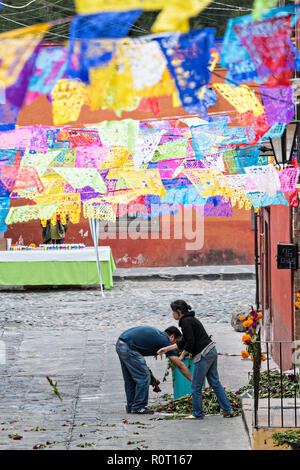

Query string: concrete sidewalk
0 323 253 450
113 265 255 281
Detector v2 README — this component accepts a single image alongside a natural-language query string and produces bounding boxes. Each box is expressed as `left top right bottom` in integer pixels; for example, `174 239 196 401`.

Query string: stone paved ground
0 278 256 451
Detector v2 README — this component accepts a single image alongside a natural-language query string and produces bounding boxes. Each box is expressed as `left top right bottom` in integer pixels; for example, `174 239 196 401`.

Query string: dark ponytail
170 300 195 316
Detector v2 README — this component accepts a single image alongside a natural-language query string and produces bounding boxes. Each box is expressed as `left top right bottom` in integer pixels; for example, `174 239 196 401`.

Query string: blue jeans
116 339 150 412
191 347 232 418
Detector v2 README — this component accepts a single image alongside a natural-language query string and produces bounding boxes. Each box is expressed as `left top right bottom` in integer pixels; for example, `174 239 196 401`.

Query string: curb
113 272 256 282
241 404 253 450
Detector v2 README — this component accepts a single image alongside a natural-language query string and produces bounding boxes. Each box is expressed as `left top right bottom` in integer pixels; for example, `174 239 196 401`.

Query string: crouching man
116 325 191 414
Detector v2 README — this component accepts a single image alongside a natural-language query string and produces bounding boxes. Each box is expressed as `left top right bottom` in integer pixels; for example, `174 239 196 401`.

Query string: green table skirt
0 253 116 289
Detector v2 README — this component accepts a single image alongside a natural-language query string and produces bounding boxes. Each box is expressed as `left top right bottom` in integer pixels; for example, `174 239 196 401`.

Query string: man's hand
157 342 178 355
157 347 168 355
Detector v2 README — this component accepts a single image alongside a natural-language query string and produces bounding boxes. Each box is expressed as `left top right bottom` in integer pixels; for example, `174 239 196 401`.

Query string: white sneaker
184 414 204 419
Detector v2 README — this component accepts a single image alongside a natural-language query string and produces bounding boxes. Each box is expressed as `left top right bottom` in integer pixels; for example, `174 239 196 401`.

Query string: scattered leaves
8 434 22 440
46 376 63 402
153 389 242 416
127 440 146 445
76 442 94 448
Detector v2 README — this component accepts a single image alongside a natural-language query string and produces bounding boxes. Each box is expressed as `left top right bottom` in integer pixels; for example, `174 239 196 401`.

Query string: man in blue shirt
116 326 192 414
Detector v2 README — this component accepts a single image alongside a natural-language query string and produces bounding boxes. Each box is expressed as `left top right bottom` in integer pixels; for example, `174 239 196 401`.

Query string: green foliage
271 429 300 447
152 368 300 418
238 370 300 399
153 388 242 416
46 376 63 401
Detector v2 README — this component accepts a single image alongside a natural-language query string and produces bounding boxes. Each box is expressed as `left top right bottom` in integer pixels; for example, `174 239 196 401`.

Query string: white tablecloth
0 246 111 262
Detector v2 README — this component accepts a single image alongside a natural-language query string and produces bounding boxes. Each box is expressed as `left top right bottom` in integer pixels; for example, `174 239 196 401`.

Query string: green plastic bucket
172 357 205 399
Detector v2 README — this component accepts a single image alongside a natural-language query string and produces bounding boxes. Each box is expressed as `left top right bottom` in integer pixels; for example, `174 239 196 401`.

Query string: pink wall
270 205 293 341
260 205 293 370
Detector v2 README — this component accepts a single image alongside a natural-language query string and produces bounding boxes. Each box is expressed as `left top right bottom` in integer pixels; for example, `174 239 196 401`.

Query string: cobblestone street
0 278 255 329
0 277 255 451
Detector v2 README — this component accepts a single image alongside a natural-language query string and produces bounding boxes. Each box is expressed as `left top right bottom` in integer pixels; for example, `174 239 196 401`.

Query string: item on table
10 245 37 251
39 244 86 250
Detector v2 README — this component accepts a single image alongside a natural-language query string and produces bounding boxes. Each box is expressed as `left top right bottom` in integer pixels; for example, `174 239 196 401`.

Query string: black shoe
132 407 154 414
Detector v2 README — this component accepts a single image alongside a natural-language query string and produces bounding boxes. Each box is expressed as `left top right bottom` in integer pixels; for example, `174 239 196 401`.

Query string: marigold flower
242 334 252 344
261 354 266 361
243 321 250 328
257 313 263 319
240 316 246 321
241 350 249 359
250 356 254 362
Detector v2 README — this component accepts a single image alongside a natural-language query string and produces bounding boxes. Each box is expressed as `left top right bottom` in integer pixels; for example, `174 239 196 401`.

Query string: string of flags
0 1 300 231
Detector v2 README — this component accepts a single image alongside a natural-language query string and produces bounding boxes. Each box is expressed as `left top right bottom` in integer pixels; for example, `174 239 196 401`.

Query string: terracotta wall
5 202 254 267
5 67 255 267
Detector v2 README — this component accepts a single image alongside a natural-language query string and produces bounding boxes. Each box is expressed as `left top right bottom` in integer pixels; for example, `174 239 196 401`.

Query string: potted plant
271 429 300 450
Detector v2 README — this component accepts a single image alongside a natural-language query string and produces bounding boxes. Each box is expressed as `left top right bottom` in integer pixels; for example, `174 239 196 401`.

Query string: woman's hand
178 350 189 361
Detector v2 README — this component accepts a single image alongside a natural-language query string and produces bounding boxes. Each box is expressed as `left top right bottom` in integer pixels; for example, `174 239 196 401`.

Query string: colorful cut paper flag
0 23 50 89
74 0 214 33
252 0 278 21
0 127 48 152
0 102 19 131
28 46 67 95
221 4 298 84
234 15 295 87
260 86 294 126
5 203 60 225
67 10 142 83
21 150 61 178
156 29 215 109
0 197 11 232
133 130 165 171
96 120 140 155
213 84 264 117
0 165 44 193
54 168 107 193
